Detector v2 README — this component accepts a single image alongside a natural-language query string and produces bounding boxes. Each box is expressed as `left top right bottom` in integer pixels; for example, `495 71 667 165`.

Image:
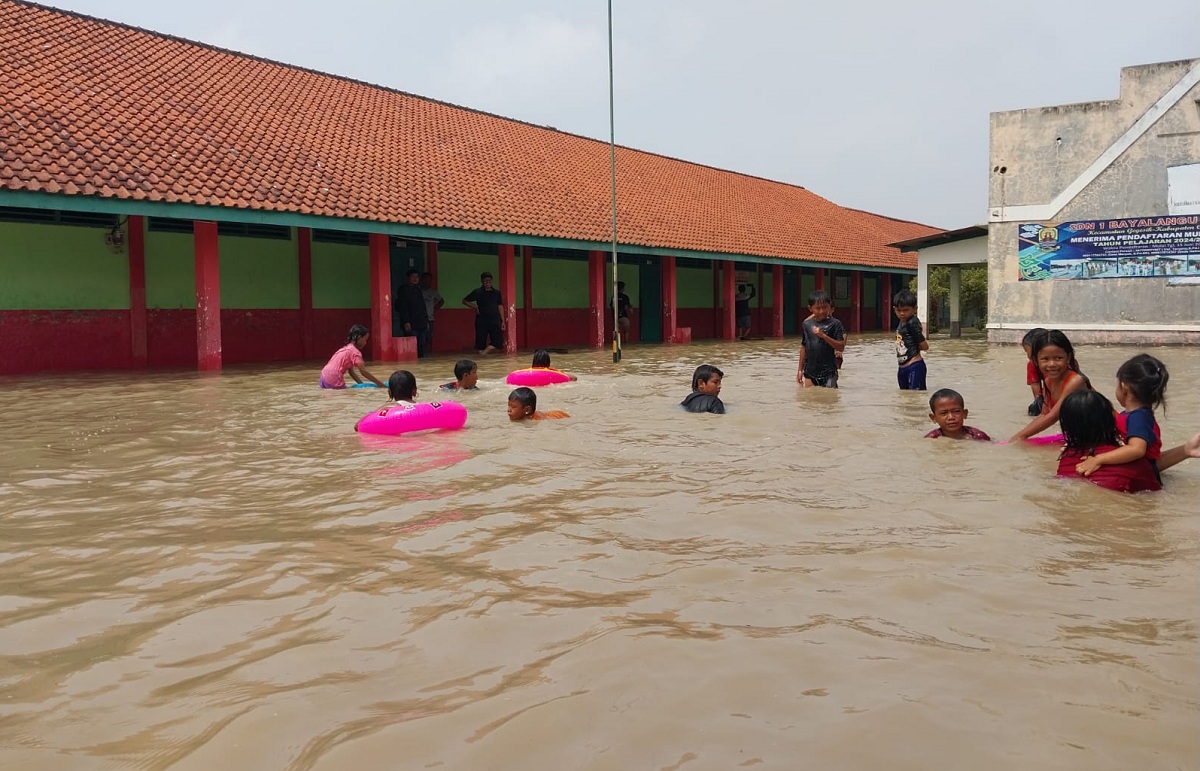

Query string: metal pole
608 0 621 362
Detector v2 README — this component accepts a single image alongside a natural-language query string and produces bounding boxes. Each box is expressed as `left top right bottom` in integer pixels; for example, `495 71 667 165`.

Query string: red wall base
0 310 132 374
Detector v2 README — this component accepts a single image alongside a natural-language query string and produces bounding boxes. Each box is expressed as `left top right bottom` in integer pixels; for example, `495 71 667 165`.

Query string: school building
0 0 940 375
985 58 1200 344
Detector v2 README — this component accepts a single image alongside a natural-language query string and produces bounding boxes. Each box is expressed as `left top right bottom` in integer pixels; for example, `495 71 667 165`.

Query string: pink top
320 343 364 388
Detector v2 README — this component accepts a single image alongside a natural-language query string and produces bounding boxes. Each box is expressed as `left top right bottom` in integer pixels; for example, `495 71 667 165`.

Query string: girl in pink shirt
320 325 385 389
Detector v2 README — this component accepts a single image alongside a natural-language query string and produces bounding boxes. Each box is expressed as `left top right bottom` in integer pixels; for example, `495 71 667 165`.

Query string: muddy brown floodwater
1 336 1197 770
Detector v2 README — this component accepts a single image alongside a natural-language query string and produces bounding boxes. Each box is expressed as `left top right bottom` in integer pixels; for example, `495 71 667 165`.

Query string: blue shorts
897 359 927 391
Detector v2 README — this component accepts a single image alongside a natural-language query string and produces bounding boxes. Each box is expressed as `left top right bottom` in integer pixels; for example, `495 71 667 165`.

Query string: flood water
1 336 1197 770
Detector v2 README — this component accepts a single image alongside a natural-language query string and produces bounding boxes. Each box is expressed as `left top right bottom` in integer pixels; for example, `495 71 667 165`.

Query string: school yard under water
0 336 1197 770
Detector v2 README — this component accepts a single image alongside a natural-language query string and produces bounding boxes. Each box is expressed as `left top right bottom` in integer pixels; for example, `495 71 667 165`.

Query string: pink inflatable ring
356 401 468 435
506 368 572 386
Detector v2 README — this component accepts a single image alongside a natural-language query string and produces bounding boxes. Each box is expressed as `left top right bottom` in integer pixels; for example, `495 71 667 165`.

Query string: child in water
924 388 990 440
1021 328 1047 416
1075 353 1168 484
440 359 479 391
893 290 928 391
530 349 577 381
796 290 846 388
1056 390 1161 493
320 324 385 388
354 370 418 431
507 387 569 421
1009 329 1090 442
681 364 725 414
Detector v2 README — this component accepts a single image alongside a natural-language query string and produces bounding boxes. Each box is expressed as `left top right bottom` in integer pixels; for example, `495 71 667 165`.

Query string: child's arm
1075 437 1148 476
796 344 807 384
1158 433 1200 472
354 366 386 387
1008 374 1087 441
820 330 846 353
1029 382 1043 398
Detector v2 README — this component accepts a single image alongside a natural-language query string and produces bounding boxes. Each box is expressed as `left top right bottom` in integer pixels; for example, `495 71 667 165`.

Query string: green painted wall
864 277 878 308
220 234 298 309
0 221 129 309
144 229 193 309
533 257 587 308
312 241 368 308
678 265 713 307
603 260 641 305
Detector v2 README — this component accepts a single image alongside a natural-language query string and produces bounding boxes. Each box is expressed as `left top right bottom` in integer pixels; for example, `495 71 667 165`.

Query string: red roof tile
0 0 939 268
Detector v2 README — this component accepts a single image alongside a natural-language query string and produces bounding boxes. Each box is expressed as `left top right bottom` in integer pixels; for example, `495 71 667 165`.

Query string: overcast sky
42 0 1200 229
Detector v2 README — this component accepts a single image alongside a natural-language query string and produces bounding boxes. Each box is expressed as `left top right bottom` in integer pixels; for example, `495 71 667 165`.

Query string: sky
39 0 1200 230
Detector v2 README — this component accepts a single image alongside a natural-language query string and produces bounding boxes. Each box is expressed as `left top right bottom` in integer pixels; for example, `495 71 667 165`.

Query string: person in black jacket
395 269 430 358
681 364 725 414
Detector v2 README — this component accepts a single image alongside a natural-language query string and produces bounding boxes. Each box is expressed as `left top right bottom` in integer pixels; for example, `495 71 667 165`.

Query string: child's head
617 281 626 291
928 388 968 437
892 290 918 322
691 364 724 395
1060 390 1121 454
454 359 478 388
387 370 417 402
1021 327 1047 357
1031 329 1080 379
347 324 370 346
507 387 536 421
1115 353 1168 411
531 349 551 368
405 268 420 285
480 271 493 287
807 290 833 319
421 271 434 288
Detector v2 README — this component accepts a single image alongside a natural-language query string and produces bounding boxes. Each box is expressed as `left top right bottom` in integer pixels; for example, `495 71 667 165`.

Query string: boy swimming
925 388 991 440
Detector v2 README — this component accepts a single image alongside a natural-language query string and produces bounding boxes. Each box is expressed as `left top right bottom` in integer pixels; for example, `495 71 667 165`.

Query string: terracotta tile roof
0 0 939 269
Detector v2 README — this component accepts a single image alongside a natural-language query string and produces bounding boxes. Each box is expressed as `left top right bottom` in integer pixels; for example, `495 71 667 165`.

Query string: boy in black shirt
462 272 505 354
681 364 725 413
796 290 845 388
893 289 928 390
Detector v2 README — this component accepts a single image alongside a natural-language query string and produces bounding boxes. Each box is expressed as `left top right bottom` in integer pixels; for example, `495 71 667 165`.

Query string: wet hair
808 289 831 306
1059 390 1121 456
509 386 536 409
347 324 369 344
1116 353 1168 412
480 271 493 281
387 370 417 402
531 349 551 368
454 359 477 381
1021 327 1047 348
617 281 626 290
892 289 917 308
1031 329 1086 389
691 364 724 391
928 388 965 412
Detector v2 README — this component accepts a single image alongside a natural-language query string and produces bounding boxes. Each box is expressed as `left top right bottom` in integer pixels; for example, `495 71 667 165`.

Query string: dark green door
783 267 799 335
639 259 662 343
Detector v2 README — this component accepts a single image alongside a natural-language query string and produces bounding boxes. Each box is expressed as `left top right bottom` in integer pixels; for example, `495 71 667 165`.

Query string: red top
1026 360 1038 386
1056 445 1162 493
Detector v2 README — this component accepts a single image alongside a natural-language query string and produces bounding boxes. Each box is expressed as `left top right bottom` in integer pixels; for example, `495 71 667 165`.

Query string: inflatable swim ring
506 368 572 386
351 382 383 388
356 401 468 435
1026 433 1065 446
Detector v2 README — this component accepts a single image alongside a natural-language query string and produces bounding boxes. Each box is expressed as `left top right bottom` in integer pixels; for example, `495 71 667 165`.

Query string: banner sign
1017 215 1200 280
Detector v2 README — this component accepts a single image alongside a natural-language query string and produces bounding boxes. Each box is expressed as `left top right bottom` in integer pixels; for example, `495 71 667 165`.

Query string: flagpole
607 0 621 363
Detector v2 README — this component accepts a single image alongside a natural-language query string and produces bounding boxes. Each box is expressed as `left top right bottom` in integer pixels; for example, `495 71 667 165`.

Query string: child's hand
1186 433 1200 459
1075 456 1101 477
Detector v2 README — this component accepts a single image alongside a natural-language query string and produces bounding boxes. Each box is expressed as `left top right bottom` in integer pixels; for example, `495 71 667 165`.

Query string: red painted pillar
722 260 736 341
880 272 892 331
711 263 721 339
662 255 677 343
425 241 438 284
521 246 533 350
298 227 314 359
813 267 825 292
850 270 863 334
587 250 605 348
128 215 147 368
368 233 397 361
771 264 784 338
499 244 518 354
193 220 221 371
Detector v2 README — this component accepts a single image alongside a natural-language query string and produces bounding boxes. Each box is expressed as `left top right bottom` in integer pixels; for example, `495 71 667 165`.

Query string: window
0 207 117 228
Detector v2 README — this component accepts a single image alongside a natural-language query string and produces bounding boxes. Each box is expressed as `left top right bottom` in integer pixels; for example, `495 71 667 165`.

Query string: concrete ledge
988 325 1200 345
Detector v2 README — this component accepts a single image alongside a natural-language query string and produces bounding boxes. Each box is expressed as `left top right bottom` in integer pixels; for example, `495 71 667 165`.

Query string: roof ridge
15 0 819 194
841 205 942 231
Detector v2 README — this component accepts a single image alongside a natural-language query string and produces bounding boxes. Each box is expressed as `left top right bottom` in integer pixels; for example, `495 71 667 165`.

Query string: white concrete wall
986 59 1200 344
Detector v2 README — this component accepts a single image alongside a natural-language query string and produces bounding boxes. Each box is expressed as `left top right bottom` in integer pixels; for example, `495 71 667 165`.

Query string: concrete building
986 58 1200 344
